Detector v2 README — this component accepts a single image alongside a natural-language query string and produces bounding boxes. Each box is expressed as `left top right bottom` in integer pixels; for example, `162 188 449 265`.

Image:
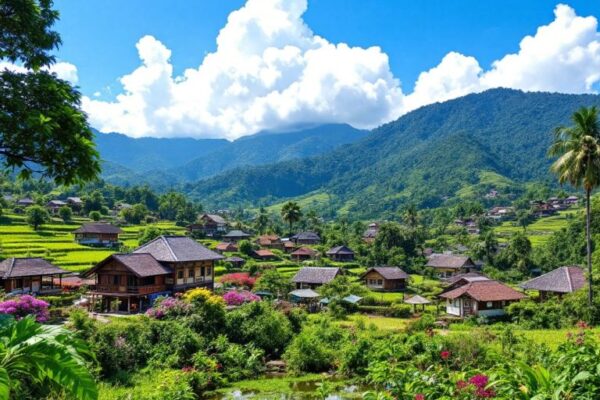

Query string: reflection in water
217 379 368 399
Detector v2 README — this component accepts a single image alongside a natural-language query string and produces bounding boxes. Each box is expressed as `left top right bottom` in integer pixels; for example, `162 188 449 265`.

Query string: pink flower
576 320 589 329
222 290 261 306
415 394 425 400
469 374 489 388
456 380 468 390
440 350 451 360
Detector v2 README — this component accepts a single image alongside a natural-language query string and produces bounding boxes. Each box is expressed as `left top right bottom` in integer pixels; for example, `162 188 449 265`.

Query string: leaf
572 371 592 383
0 368 10 400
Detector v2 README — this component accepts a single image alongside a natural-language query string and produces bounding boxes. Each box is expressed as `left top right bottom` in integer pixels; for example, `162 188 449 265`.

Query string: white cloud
0 61 79 84
80 2 600 138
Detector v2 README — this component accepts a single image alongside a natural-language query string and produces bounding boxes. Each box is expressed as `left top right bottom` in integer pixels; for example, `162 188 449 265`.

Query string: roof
343 294 363 304
439 280 526 302
225 256 245 263
216 242 238 251
17 198 34 204
134 235 224 262
201 214 227 224
289 289 320 298
223 230 251 238
67 197 83 203
443 272 490 285
361 266 409 280
426 254 474 269
291 232 321 241
257 234 281 245
292 267 340 284
291 247 317 256
83 253 172 278
326 245 354 255
255 249 275 257
73 223 123 234
405 295 431 305
520 266 585 294
0 258 68 278
48 200 67 206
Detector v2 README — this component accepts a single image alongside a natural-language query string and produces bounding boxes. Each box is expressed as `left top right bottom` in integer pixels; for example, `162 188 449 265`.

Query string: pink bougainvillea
0 295 49 322
220 273 257 289
146 296 191 319
222 290 260 306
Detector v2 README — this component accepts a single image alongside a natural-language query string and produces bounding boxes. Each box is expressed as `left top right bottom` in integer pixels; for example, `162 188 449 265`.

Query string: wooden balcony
93 284 167 295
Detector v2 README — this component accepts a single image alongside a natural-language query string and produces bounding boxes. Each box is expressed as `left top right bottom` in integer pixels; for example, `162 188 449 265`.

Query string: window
486 301 493 308
206 267 212 276
113 275 120 285
177 271 183 279
127 276 136 286
377 279 383 285
188 269 194 278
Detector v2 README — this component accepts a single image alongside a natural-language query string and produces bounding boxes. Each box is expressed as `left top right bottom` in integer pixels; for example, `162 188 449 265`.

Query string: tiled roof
291 247 317 256
326 245 354 255
292 267 340 284
202 214 226 224
443 272 490 285
223 230 251 238
439 280 526 302
255 249 275 257
291 232 321 241
361 266 408 280
73 223 123 234
83 253 172 278
426 254 474 269
134 235 224 262
216 242 238 251
520 266 585 293
0 258 68 278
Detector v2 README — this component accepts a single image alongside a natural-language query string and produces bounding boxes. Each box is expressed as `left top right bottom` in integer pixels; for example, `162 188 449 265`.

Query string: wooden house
291 232 321 245
73 223 123 247
520 266 585 300
17 198 34 207
215 242 238 253
361 267 408 291
254 249 277 260
0 258 68 295
326 245 355 262
426 254 477 278
292 267 341 289
187 214 228 237
67 197 83 210
83 235 224 313
291 247 318 261
256 234 284 250
362 223 379 243
225 256 245 269
47 200 67 214
283 241 296 253
439 279 526 318
223 230 251 243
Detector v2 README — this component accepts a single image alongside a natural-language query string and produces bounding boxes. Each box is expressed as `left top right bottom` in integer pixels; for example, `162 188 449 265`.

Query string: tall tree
281 201 302 235
254 207 270 234
0 0 100 184
549 106 600 306
0 315 97 399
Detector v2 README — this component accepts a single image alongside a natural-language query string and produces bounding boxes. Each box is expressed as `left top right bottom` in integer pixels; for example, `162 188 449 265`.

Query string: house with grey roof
520 266 585 300
222 230 251 243
73 223 123 247
187 213 228 237
0 258 68 295
291 231 321 245
292 267 341 289
360 267 409 291
426 254 477 278
326 245 355 262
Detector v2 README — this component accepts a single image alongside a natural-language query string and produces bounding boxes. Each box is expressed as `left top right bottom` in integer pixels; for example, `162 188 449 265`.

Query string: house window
127 276 136 286
113 275 120 285
206 266 212 276
177 271 183 279
188 269 194 278
377 279 383 285
486 301 493 308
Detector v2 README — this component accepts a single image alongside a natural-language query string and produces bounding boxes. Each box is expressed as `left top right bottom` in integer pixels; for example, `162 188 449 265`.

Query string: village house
83 236 223 313
486 206 515 221
291 247 318 261
439 279 526 318
565 195 579 205
254 249 277 260
67 197 83 210
362 223 379 243
215 242 238 253
291 231 321 245
256 234 284 250
223 230 251 243
326 245 355 262
443 272 489 286
187 214 228 237
225 256 245 269
520 266 585 300
426 254 477 278
73 223 123 247
283 241 296 253
47 199 67 214
0 258 68 295
361 266 408 291
17 198 34 207
292 267 341 289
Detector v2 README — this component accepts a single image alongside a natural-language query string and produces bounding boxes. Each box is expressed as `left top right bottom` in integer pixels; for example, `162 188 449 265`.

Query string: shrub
58 205 72 223
220 272 256 289
89 210 101 221
0 295 49 322
222 290 260 306
406 313 436 333
146 296 191 319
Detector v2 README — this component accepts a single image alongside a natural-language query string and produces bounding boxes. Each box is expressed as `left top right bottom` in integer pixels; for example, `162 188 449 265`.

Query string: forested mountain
95 124 367 188
184 89 600 218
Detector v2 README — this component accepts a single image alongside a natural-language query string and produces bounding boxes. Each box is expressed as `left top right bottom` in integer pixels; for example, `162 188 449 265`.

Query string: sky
38 0 600 139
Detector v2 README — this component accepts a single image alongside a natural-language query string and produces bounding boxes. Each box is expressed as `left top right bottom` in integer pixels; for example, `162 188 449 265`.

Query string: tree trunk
586 188 593 307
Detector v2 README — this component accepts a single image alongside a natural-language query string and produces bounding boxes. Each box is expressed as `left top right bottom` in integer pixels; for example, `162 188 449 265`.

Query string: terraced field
0 213 186 272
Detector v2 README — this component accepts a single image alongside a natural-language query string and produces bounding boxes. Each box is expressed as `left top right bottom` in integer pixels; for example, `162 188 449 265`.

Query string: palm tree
281 201 302 235
549 106 600 307
0 315 98 399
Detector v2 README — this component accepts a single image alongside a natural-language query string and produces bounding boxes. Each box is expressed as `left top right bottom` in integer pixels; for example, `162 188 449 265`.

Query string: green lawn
339 314 411 332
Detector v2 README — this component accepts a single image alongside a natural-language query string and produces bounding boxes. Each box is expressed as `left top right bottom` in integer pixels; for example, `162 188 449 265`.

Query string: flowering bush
0 295 49 322
222 290 260 306
220 273 257 289
146 296 191 319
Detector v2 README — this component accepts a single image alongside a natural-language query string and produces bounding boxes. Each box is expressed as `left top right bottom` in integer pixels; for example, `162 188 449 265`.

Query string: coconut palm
281 201 302 235
0 315 98 400
549 106 600 306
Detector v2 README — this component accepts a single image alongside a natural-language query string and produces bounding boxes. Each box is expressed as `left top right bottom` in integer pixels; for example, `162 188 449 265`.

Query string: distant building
291 247 318 261
361 267 408 291
47 200 67 214
486 206 515 221
256 234 284 250
73 223 123 247
362 223 379 243
291 231 321 245
223 230 251 243
565 195 579 205
520 266 585 300
0 258 68 295
426 254 477 278
292 267 341 289
66 197 83 209
187 214 228 237
326 245 355 262
215 242 238 253
17 198 34 207
254 249 277 260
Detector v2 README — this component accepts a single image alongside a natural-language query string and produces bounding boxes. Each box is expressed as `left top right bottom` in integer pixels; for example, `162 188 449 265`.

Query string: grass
339 314 411 332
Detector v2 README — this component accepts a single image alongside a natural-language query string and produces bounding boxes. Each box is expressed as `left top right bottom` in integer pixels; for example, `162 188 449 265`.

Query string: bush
405 313 436 333
38 293 80 307
222 290 260 306
220 272 256 289
89 210 101 221
0 295 49 322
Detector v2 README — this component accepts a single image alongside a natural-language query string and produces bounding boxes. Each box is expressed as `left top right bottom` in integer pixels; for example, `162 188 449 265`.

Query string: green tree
83 191 104 214
120 203 147 224
0 0 100 184
58 204 72 223
254 207 270 234
88 210 101 221
0 315 97 400
238 240 254 256
402 203 419 229
281 201 302 235
138 226 168 246
254 269 292 298
549 106 600 306
25 205 48 230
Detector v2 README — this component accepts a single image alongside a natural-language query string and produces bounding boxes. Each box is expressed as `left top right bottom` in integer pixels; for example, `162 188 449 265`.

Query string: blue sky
48 0 600 139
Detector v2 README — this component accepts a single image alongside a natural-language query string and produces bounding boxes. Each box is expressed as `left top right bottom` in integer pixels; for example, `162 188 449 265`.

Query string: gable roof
291 232 321 241
520 266 585 294
0 258 68 278
292 267 340 284
405 295 431 305
254 249 276 257
134 235 224 262
426 254 474 269
443 272 490 285
67 197 83 203
361 266 409 280
48 200 67 206
216 242 238 251
326 245 354 255
439 280 526 302
201 214 227 224
73 223 123 235
257 234 281 245
225 256 245 263
223 230 251 238
83 253 172 278
291 247 318 257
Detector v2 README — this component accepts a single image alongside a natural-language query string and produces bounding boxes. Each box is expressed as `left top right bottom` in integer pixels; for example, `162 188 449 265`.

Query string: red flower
469 374 489 388
576 320 589 329
415 394 425 400
456 380 468 390
440 350 451 360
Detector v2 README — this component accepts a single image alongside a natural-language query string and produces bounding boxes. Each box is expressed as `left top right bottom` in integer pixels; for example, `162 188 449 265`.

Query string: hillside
185 89 600 218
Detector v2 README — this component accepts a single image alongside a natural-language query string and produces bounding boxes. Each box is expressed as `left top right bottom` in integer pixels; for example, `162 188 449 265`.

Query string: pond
211 375 373 399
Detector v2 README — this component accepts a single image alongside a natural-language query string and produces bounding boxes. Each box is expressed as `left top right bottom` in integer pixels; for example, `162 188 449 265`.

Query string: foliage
254 268 293 297
120 203 147 224
0 295 49 322
58 205 73 222
138 226 167 246
220 272 256 289
88 210 101 221
281 201 302 234
145 296 191 320
25 204 48 229
222 290 260 306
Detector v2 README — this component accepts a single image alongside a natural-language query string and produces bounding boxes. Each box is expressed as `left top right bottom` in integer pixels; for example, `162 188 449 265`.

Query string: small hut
404 294 431 313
